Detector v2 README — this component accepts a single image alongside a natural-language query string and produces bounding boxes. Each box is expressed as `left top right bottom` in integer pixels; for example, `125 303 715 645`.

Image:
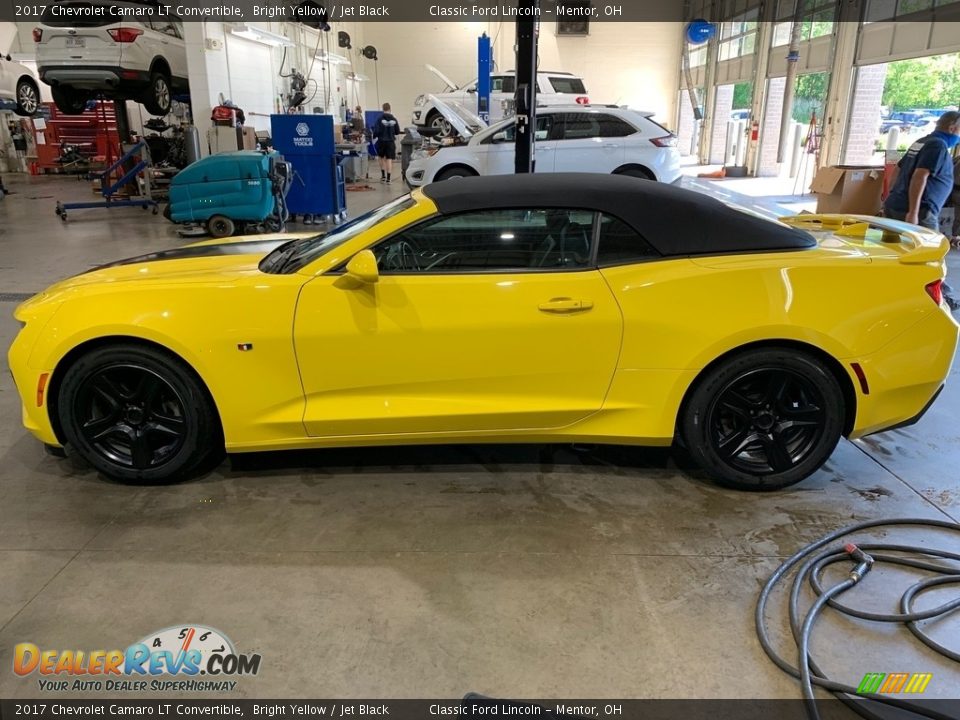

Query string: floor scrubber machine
165 150 292 238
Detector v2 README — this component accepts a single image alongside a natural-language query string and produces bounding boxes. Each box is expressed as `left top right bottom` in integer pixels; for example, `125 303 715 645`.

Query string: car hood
425 64 460 91
428 95 487 138
37 233 316 295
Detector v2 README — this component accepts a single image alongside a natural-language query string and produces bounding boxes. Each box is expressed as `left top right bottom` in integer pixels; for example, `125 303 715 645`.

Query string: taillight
107 27 144 43
650 135 678 148
32 27 42 42
575 96 590 105
925 279 943 305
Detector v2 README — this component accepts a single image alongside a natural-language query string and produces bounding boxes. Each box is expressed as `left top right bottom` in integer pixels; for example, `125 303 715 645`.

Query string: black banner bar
3 700 960 720
3 0 960 23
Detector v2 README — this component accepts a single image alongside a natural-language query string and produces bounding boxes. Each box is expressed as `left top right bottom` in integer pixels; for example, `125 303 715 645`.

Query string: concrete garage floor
0 173 958 701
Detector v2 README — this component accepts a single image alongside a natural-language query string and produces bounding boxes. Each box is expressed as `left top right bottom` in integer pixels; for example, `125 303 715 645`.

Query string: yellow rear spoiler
779 213 950 265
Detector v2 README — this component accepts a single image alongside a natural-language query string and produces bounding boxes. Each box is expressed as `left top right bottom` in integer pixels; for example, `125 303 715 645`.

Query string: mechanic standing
883 110 960 309
374 103 399 184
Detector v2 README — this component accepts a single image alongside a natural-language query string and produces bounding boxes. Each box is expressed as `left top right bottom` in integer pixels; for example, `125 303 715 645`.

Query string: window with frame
373 208 596 273
491 76 516 93
481 115 555 144
556 113 636 140
596 214 659 267
548 76 588 94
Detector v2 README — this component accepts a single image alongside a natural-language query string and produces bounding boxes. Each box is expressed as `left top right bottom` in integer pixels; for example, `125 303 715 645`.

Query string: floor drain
0 292 36 302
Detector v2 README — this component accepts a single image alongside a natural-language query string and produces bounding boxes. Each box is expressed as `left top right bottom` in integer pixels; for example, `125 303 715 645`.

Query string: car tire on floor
680 348 845 491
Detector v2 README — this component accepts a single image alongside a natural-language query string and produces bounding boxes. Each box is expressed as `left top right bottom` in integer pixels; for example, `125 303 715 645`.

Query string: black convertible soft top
420 173 816 257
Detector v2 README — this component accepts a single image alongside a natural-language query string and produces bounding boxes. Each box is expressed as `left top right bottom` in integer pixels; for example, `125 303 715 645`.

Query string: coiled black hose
756 518 960 720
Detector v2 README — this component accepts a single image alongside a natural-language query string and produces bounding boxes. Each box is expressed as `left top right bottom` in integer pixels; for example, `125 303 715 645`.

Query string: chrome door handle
538 297 594 313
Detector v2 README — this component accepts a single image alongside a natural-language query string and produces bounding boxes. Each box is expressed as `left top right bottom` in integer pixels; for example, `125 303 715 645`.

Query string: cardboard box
810 165 885 215
241 126 257 150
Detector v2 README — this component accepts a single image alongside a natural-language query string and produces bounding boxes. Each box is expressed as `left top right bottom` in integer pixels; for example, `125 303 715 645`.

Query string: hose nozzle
844 543 874 582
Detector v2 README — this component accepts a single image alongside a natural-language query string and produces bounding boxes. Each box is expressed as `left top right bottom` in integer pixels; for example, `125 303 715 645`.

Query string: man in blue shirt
883 110 960 309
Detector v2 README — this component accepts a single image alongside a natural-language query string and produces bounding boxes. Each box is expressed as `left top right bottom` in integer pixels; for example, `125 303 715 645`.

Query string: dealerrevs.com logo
13 625 262 693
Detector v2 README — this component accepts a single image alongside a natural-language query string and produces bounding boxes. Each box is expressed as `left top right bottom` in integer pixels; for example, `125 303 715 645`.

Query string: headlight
414 95 426 107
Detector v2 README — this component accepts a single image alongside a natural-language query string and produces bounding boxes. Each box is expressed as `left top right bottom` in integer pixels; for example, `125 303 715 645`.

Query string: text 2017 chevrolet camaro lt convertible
9 175 959 489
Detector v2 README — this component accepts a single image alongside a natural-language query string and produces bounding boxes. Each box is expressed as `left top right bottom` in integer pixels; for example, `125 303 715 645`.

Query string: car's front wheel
57 344 221 484
434 166 477 182
428 112 454 138
14 78 40 116
680 349 844 490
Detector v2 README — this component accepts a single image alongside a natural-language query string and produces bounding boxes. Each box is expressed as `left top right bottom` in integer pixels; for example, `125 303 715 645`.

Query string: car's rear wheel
51 85 90 115
680 349 844 491
142 71 172 116
615 167 654 180
434 166 476 182
58 344 221 484
14 78 40 116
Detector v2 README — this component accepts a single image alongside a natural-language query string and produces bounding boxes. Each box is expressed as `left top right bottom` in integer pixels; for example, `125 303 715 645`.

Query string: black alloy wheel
75 364 187 471
681 349 844 490
58 345 221 483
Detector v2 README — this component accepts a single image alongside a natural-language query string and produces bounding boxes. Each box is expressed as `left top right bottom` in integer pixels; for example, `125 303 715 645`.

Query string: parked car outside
412 65 589 137
405 106 681 187
33 0 188 115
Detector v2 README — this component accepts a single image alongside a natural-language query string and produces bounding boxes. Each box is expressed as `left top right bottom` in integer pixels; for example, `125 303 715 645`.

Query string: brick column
709 84 735 164
758 76 787 177
842 63 888 165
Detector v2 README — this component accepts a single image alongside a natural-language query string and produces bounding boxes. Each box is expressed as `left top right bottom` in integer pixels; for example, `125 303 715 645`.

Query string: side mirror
344 249 379 284
492 131 508 143
466 87 477 94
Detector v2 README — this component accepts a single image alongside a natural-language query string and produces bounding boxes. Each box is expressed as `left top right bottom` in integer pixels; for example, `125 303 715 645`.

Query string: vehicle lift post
477 32 492 124
514 0 539 174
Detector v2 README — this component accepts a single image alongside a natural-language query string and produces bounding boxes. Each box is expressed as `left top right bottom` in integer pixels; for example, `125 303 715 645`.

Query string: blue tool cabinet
271 114 346 220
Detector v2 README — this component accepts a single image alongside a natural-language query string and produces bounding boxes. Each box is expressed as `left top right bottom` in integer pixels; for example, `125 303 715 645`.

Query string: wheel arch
46 335 223 446
613 163 656 180
149 56 172 78
676 339 858 439
435 163 479 179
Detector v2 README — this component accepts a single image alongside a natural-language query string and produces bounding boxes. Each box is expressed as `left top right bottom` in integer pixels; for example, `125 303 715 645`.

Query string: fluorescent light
345 72 369 81
315 50 350 65
229 25 293 47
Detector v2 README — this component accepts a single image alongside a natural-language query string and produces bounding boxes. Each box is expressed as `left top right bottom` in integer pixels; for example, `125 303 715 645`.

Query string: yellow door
294 207 623 437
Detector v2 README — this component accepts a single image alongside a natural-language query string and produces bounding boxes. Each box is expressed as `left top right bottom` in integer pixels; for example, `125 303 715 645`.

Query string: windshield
260 195 416 274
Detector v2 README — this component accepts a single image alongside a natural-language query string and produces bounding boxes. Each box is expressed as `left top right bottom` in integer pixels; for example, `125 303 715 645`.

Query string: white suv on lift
33 1 188 115
0 53 41 117
406 106 682 187
412 65 589 137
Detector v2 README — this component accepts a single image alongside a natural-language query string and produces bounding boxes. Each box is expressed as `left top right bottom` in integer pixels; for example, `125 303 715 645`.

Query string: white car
0 52 41 116
412 65 589 137
406 106 682 187
33 2 188 115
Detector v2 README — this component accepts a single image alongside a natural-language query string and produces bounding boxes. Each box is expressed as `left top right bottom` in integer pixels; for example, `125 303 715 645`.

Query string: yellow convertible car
9 174 958 489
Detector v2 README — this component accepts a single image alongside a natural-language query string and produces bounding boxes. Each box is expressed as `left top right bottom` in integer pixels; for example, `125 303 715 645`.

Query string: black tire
142 71 172 116
680 349 844 491
206 214 235 238
615 167 654 180
434 166 477 182
57 344 221 484
14 78 40 117
51 85 90 115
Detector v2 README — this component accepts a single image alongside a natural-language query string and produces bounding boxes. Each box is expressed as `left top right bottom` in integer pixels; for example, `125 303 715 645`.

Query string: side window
484 115 552 144
373 208 596 273
597 115 637 138
559 113 600 140
491 76 516 93
596 214 659 267
149 19 180 38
